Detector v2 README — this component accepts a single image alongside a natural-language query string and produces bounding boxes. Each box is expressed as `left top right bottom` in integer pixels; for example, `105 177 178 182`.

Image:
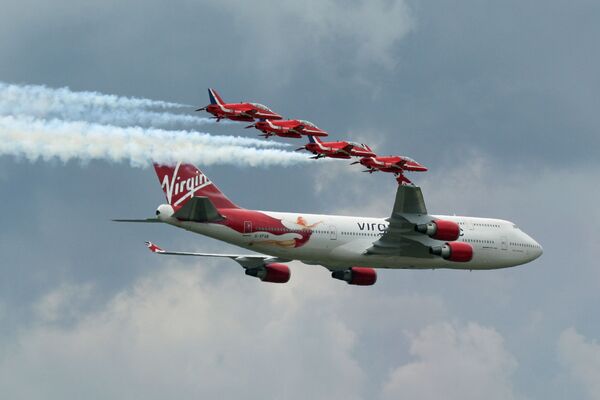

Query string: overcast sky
1 1 599 399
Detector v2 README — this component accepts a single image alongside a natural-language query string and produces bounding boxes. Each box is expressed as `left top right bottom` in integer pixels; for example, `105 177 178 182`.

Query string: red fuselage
304 141 376 159
205 103 282 122
359 156 428 173
253 119 328 138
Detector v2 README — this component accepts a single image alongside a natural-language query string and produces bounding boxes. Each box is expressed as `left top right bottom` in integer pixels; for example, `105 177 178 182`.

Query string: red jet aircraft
297 136 376 159
353 155 428 185
246 119 328 138
196 88 282 122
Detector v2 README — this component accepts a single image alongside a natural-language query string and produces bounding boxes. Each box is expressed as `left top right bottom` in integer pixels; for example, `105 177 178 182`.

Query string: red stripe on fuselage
217 208 315 248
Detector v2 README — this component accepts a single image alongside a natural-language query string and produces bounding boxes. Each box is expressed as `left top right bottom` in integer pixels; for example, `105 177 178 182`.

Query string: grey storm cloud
0 0 599 399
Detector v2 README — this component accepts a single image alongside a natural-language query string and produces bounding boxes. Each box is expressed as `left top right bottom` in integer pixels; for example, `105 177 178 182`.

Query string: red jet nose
405 162 428 172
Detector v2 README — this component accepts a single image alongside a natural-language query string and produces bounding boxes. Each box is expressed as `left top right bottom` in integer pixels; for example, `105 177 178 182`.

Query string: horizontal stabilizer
113 218 161 223
144 241 290 268
172 196 224 222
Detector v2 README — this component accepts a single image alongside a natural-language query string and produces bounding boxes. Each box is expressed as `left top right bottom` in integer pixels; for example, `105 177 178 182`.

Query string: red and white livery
298 136 376 159
196 88 282 122
116 162 543 286
246 119 328 138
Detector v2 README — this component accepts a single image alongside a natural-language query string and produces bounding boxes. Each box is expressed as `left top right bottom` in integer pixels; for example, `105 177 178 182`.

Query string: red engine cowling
245 263 291 283
416 220 461 241
430 242 473 262
332 267 377 286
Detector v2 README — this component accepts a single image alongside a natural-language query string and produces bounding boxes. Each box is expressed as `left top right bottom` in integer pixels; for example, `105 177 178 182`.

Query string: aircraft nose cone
534 242 543 260
529 239 543 262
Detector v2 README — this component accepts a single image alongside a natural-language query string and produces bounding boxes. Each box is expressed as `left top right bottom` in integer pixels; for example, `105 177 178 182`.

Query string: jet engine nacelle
245 263 290 283
331 267 377 286
430 242 473 262
416 220 461 241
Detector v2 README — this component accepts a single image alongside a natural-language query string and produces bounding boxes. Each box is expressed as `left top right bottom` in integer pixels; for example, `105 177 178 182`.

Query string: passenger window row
473 223 500 228
464 238 495 244
341 232 382 237
510 242 540 248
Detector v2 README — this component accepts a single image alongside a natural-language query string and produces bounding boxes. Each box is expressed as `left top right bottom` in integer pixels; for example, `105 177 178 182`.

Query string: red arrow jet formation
197 88 427 186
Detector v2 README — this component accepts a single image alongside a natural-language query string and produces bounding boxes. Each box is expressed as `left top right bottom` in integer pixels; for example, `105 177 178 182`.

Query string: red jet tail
208 88 225 105
307 135 323 144
153 162 238 209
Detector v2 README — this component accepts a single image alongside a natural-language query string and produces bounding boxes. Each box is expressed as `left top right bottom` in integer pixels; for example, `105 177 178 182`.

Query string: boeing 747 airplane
116 162 542 286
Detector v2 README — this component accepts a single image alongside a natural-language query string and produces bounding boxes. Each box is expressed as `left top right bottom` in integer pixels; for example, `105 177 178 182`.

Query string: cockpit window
298 119 316 127
250 103 272 112
512 224 519 229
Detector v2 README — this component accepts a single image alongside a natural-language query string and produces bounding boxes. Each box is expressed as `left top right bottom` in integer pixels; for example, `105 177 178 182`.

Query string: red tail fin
153 162 238 209
307 135 323 144
208 88 225 105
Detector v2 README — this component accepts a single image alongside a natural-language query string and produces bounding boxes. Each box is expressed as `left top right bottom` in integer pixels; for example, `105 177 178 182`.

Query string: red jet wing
249 120 303 138
353 155 428 185
291 120 328 137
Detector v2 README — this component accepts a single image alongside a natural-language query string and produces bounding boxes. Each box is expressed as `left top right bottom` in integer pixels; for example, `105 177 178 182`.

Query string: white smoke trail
0 81 186 109
0 81 221 128
0 116 308 168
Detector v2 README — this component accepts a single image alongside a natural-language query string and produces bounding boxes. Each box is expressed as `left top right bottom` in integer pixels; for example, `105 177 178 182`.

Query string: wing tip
145 241 165 254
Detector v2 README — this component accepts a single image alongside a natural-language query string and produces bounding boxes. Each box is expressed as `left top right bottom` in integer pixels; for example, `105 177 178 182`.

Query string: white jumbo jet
116 162 543 286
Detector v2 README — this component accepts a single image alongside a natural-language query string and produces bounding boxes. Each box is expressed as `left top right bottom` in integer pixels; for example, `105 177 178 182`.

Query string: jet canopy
347 141 364 148
298 119 316 127
250 103 273 112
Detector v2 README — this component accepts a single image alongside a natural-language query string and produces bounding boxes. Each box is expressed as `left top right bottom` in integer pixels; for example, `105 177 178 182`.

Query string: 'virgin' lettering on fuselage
357 222 388 232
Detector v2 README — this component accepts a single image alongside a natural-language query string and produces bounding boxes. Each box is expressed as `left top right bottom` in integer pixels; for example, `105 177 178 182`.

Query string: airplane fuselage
158 208 542 270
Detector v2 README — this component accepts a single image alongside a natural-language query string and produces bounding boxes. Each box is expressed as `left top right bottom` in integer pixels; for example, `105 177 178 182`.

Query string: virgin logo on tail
160 162 213 206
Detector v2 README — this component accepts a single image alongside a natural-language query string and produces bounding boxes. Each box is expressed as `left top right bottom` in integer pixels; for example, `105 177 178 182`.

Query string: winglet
145 241 165 254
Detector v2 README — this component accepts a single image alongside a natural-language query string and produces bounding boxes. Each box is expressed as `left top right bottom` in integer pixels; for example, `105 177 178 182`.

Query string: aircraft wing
145 241 290 268
365 186 434 258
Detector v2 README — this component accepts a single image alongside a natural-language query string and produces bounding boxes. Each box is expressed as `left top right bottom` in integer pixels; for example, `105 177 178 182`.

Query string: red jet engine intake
245 263 291 283
430 242 473 262
331 267 377 286
416 220 461 241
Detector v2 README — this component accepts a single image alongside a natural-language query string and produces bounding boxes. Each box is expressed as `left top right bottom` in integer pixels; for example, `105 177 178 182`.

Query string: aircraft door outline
243 221 252 236
329 225 337 240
